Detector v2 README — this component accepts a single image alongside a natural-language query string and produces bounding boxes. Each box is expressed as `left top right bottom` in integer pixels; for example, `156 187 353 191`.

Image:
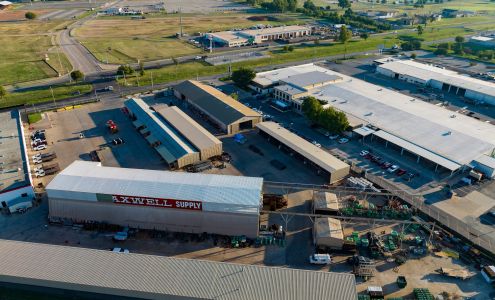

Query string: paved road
58 28 102 75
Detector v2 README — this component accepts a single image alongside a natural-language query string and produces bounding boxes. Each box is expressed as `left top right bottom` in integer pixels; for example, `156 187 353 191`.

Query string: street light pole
50 86 55 106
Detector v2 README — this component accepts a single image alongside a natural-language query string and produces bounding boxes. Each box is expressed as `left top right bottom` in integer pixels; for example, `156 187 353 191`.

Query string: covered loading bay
173 80 262 135
256 122 350 184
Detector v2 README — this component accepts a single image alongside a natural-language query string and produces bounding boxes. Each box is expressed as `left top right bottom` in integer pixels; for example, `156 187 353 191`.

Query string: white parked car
35 170 46 178
311 141 322 148
112 247 129 254
33 144 47 151
309 253 331 265
329 134 339 140
360 150 369 156
338 138 349 144
387 165 399 173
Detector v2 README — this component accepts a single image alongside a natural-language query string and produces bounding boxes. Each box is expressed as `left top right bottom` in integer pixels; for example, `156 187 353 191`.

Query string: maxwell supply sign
111 194 202 211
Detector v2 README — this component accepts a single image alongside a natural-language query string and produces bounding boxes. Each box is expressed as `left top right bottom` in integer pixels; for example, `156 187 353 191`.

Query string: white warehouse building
375 58 495 106
46 161 264 237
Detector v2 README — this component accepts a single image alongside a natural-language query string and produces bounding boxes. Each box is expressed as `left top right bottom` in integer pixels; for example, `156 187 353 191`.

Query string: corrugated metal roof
46 161 263 214
0 239 357 300
373 130 461 171
256 122 349 174
474 155 495 169
174 80 261 125
154 105 222 151
125 98 198 163
282 71 342 89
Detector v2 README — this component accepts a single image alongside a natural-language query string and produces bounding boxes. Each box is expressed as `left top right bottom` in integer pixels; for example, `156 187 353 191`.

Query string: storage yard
2 55 495 299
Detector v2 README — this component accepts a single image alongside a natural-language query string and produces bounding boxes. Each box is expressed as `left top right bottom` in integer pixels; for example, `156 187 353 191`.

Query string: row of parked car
31 129 48 151
360 150 419 181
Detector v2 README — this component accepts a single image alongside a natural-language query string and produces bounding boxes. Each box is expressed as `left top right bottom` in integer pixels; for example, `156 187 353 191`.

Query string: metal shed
154 105 223 160
314 217 344 250
46 161 263 237
173 80 262 135
256 122 350 183
313 191 339 215
125 98 200 169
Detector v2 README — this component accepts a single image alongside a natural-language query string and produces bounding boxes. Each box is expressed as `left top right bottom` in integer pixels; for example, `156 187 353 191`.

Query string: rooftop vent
365 112 373 116
450 115 456 118
443 131 452 136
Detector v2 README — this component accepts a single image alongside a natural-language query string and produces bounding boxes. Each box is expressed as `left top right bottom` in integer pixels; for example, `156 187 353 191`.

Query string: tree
25 12 36 20
288 0 298 11
338 25 352 59
360 32 369 40
231 67 256 88
117 65 134 76
303 0 317 11
0 86 7 99
338 0 351 9
70 70 84 82
139 61 145 76
455 36 465 44
417 25 423 35
434 48 448 55
318 107 349 133
410 52 417 59
287 45 294 52
230 92 239 101
273 0 288 12
302 97 322 122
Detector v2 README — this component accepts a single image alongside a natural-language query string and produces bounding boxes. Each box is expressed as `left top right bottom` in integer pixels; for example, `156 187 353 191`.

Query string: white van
309 253 331 265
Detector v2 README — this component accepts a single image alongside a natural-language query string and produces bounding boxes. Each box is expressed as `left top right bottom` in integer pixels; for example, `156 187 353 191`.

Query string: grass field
0 20 73 84
0 83 92 109
74 13 311 64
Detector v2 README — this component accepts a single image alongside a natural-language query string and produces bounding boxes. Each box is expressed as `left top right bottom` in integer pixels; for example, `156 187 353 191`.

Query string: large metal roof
0 239 357 300
256 122 349 174
282 71 342 89
46 161 263 214
373 130 461 171
153 105 222 152
174 80 261 125
377 59 495 98
124 98 198 164
0 110 30 194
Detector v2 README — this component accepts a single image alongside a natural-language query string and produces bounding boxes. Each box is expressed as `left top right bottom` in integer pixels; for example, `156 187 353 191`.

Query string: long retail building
251 64 495 175
46 161 263 237
0 239 357 300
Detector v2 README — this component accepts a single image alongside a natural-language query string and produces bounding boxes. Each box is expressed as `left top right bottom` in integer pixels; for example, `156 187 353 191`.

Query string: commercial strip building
256 122 350 183
251 64 495 175
174 80 262 135
469 35 495 48
0 110 35 212
0 239 357 300
47 161 263 237
375 58 495 106
206 25 312 47
153 104 223 160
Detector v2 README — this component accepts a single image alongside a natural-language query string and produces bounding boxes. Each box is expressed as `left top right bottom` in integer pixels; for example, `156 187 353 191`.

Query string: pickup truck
33 152 56 164
35 163 60 177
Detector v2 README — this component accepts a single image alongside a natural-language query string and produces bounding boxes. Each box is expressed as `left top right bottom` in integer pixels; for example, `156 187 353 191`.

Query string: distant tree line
245 0 391 32
302 97 349 133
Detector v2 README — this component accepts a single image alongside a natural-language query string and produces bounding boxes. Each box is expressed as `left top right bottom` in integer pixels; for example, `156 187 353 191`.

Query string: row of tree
302 97 349 133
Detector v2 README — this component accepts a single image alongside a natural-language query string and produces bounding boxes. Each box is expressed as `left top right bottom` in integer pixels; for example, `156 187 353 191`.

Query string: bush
25 12 36 19
231 68 256 88
117 65 134 76
70 70 84 82
434 48 448 55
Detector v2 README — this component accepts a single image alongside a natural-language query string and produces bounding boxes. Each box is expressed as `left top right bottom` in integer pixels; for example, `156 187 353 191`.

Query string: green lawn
0 20 73 84
28 112 42 124
0 83 93 109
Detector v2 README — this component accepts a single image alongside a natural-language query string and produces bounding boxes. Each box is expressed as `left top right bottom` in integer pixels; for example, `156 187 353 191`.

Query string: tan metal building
173 80 262 135
154 105 223 160
256 122 350 183
47 161 263 237
314 217 344 250
0 239 358 300
125 98 200 169
313 191 339 215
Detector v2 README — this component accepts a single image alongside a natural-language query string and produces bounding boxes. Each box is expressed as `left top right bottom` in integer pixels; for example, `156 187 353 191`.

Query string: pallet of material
436 267 475 280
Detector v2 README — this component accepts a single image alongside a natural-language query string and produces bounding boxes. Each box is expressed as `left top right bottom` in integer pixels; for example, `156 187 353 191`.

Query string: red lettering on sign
111 195 202 211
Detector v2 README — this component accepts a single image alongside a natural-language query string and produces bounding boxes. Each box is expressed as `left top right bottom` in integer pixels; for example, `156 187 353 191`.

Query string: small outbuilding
314 217 344 250
313 191 339 215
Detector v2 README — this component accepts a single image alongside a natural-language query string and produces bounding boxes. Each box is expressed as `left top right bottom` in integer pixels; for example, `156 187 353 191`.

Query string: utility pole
179 7 183 37
50 86 55 106
150 71 154 89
